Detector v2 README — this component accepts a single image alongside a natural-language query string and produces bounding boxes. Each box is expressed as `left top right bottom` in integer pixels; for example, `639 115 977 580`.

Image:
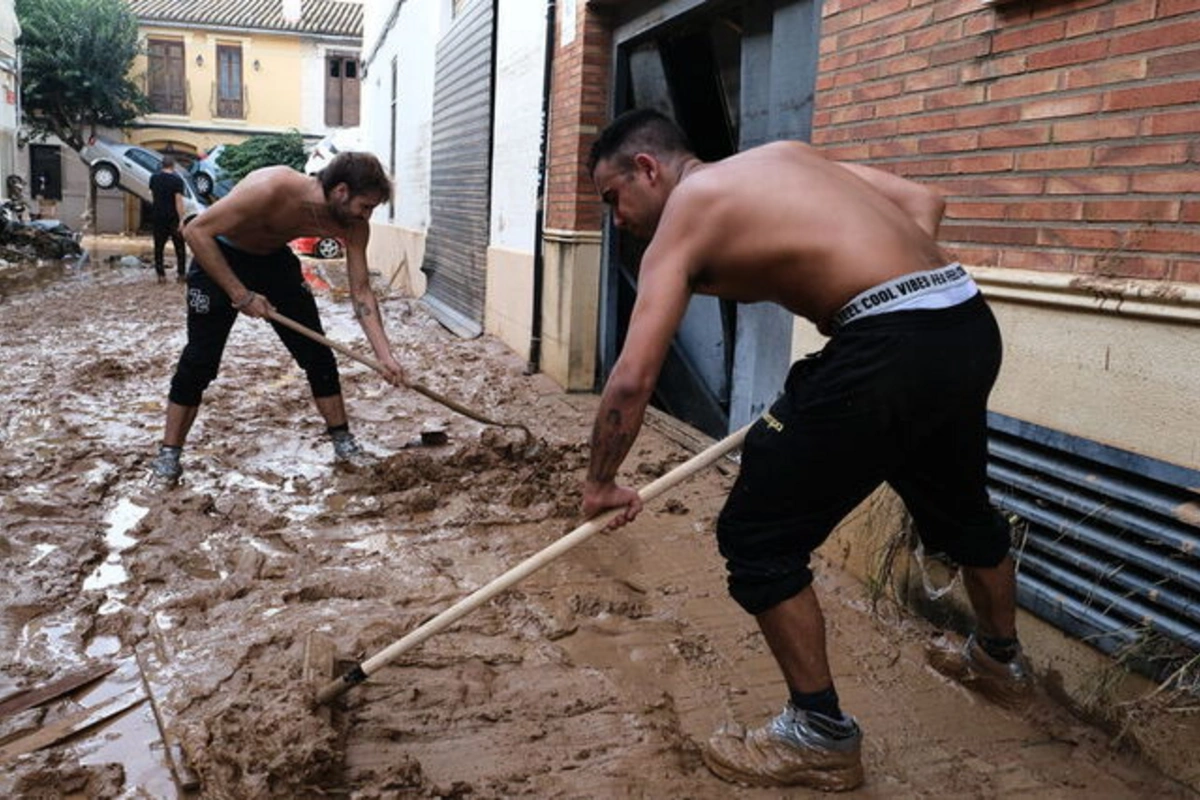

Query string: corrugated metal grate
422 0 493 337
987 413 1200 682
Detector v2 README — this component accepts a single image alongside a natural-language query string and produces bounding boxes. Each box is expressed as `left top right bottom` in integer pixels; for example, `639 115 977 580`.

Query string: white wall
489 5 546 251
0 0 18 184
299 36 363 137
361 0 440 233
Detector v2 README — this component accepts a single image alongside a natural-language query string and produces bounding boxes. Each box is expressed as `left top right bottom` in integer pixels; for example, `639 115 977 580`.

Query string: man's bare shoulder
681 143 841 211
732 140 824 168
235 166 308 196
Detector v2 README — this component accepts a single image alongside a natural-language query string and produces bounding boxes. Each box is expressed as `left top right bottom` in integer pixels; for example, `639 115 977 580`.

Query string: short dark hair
587 108 692 174
161 155 176 169
319 151 393 203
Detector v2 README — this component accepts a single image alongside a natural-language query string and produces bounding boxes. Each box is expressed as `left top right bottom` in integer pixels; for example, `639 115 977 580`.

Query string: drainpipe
526 0 556 375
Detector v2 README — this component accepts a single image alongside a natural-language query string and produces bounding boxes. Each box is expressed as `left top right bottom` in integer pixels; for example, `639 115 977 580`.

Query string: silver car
190 143 235 199
78 136 207 221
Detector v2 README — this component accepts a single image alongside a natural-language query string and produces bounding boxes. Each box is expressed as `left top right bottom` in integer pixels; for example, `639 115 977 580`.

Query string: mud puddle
1 244 1192 798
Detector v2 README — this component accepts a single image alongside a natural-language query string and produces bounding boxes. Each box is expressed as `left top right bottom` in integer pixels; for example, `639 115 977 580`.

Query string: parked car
289 235 345 259
190 144 235 199
303 128 362 175
78 136 207 221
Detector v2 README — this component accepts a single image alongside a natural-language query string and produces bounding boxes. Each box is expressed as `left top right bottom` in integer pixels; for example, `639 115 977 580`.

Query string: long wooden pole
266 309 529 435
315 423 749 705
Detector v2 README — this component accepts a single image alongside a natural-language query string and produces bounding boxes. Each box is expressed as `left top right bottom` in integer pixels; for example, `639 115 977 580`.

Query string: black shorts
715 293 1011 615
168 240 340 406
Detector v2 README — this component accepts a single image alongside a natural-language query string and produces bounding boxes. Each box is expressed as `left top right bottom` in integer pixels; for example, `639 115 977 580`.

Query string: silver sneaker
149 445 183 484
330 430 374 467
769 705 862 753
928 633 1034 710
702 705 864 790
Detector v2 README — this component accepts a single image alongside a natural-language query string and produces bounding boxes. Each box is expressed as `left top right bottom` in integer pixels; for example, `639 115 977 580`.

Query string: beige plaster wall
541 229 602 391
366 222 426 298
484 246 535 363
974 268 1200 470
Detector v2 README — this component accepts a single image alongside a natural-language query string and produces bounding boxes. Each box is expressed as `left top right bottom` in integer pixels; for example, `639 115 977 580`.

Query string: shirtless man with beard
149 152 405 483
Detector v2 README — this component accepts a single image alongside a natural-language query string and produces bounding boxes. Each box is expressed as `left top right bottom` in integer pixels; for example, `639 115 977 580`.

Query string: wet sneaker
330 429 374 467
702 705 864 791
927 633 1034 710
148 445 183 484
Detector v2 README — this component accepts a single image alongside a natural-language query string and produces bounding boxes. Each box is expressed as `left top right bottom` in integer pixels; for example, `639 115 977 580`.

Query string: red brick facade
812 0 1200 282
548 0 1197 283
545 3 613 231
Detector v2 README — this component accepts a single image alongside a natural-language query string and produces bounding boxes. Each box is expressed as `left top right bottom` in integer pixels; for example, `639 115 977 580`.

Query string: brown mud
0 239 1194 798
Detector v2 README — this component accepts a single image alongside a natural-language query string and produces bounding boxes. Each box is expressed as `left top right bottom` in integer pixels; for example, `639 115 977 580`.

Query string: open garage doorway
600 0 822 438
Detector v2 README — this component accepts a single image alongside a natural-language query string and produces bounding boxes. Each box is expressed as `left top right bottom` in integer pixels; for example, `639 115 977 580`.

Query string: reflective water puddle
83 498 149 607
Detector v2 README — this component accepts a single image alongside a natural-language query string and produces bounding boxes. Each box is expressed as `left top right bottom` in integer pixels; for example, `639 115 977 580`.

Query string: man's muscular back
664 141 949 328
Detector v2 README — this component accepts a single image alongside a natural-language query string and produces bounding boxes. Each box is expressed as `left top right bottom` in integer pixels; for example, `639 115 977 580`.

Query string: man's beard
328 199 353 226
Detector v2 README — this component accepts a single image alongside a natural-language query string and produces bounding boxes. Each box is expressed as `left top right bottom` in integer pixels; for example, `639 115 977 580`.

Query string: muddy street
0 240 1192 798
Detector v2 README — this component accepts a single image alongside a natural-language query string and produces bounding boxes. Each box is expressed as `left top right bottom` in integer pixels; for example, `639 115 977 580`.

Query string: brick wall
545 3 613 232
812 0 1200 283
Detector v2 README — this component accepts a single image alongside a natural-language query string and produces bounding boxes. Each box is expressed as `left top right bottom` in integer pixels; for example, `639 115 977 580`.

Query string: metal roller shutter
421 0 494 338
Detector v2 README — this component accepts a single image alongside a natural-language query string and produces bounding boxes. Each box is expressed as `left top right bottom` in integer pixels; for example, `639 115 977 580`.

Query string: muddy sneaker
148 445 183 484
927 633 1034 711
702 705 864 791
330 429 375 467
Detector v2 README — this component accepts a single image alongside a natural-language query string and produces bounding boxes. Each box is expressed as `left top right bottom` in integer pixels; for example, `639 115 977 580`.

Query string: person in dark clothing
149 155 188 282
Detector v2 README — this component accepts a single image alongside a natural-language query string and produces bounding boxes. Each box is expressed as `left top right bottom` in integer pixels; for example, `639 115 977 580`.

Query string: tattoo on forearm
588 408 632 482
353 300 372 320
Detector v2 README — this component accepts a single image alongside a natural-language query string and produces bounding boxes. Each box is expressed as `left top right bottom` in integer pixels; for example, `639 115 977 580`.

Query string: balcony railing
212 83 249 120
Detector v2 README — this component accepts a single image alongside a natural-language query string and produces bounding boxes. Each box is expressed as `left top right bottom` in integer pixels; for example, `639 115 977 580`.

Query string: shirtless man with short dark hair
582 109 1031 790
149 152 405 483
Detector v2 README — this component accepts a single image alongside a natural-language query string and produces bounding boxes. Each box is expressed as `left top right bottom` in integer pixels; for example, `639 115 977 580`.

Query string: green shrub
220 131 308 183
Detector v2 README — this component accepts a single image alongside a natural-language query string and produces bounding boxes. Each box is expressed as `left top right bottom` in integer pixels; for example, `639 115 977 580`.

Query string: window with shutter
217 45 244 119
148 39 186 115
325 55 361 127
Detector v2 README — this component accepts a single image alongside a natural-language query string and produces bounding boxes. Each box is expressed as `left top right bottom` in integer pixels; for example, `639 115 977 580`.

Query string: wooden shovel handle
266 310 529 434
267 309 387 374
315 423 750 705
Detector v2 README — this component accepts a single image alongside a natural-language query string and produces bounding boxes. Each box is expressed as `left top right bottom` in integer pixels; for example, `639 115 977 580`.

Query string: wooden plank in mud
0 689 145 764
304 631 338 722
0 663 118 719
135 641 201 791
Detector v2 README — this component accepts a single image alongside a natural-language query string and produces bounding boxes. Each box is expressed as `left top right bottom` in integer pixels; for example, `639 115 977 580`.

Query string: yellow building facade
130 26 310 157
127 0 361 156
58 0 365 232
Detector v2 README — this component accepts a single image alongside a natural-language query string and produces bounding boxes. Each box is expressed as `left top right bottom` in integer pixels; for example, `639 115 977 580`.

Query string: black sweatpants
168 240 341 406
715 294 1012 615
152 218 186 278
